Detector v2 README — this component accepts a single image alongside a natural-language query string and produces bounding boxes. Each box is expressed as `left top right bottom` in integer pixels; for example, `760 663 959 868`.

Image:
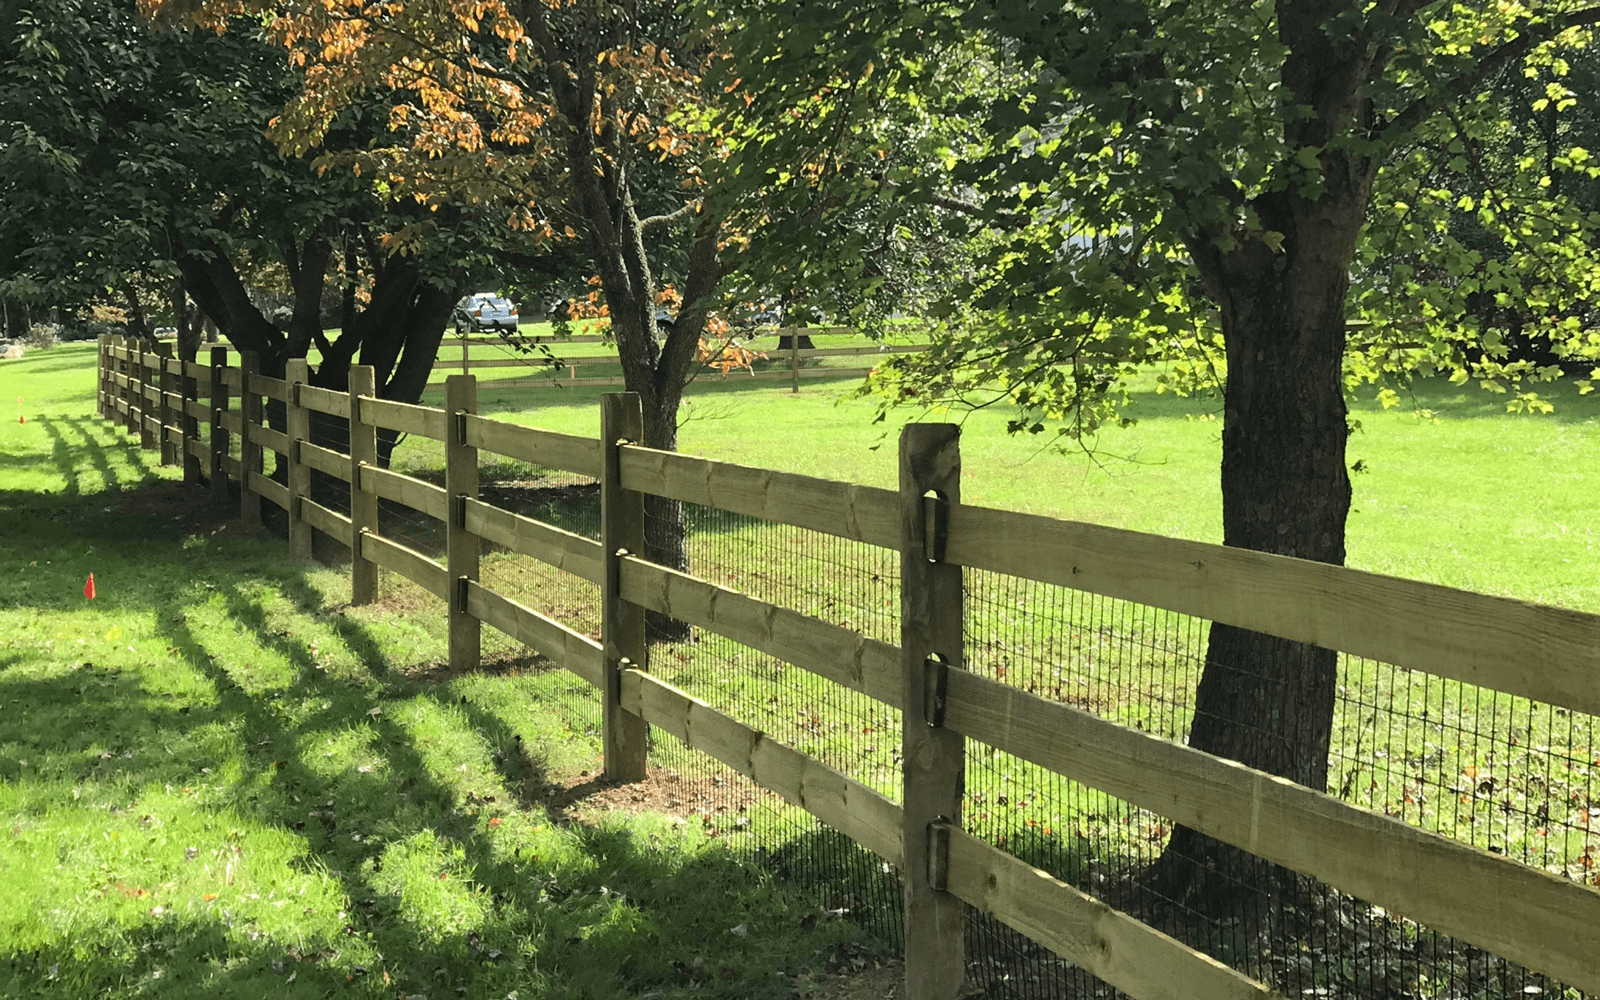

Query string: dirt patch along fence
96 335 1600 1000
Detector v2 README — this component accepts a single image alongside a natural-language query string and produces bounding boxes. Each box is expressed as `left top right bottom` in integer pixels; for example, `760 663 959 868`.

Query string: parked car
454 293 520 333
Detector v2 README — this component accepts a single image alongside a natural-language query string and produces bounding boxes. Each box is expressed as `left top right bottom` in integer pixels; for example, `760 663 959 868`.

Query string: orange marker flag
84 573 96 600
16 397 22 424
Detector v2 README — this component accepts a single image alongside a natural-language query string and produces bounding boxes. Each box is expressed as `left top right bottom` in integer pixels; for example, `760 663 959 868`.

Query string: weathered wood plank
616 446 898 548
463 581 604 689
618 668 903 866
900 423 966 999
358 465 449 521
601 394 648 783
184 399 210 422
285 360 313 563
299 441 352 483
940 825 1281 1000
220 368 243 391
220 454 241 480
460 414 602 478
348 367 380 606
445 376 480 673
941 503 1600 717
249 470 289 511
248 373 289 402
301 497 354 547
462 498 603 584
218 410 243 434
617 556 900 708
361 396 448 440
359 531 449 601
939 668 1600 996
251 424 291 457
185 439 210 465
298 383 351 418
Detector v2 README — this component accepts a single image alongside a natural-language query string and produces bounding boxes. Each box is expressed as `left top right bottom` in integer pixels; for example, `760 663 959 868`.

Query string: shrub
21 323 61 349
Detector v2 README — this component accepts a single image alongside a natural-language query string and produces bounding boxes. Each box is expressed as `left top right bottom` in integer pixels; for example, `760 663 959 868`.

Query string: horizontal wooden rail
184 399 209 422
359 395 448 440
445 367 880 391
220 454 241 480
185 439 210 465
359 531 449 601
251 424 291 457
619 668 903 866
218 410 243 435
301 497 354 547
248 373 289 402
220 368 242 391
298 442 351 483
298 384 351 419
358 465 449 521
182 360 211 381
790 344 926 359
463 581 604 689
618 446 899 548
938 824 1279 1000
938 667 1600 995
618 556 901 708
460 414 602 478
249 470 289 511
461 498 603 584
940 502 1600 717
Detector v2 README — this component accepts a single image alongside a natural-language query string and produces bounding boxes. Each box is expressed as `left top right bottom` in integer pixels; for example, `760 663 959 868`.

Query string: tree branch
1388 6 1600 137
639 199 700 231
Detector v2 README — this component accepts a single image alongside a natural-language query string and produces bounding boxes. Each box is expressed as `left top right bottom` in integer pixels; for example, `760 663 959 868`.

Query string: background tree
716 0 1600 916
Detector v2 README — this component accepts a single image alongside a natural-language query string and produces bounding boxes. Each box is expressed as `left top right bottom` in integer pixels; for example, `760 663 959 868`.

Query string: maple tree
716 0 1600 923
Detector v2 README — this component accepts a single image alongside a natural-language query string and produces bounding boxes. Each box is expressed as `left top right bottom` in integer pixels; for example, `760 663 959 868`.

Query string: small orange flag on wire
84 573 96 600
16 397 23 424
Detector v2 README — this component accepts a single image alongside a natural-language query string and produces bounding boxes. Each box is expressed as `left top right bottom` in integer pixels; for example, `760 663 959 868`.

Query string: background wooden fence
423 327 929 392
95 334 1600 1000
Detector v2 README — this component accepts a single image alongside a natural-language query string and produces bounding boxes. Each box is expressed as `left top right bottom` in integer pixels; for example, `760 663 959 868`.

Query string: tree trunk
1149 196 1358 920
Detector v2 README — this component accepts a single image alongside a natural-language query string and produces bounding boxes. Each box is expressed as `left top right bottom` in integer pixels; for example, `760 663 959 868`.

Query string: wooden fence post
137 343 158 450
790 333 800 393
446 374 481 672
900 422 966 1000
209 347 230 503
348 365 380 605
155 343 178 465
285 358 313 562
122 337 139 437
96 335 109 419
600 392 649 783
180 351 201 485
239 351 263 527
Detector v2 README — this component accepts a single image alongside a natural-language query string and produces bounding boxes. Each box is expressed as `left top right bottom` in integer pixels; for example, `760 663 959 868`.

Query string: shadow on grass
1 473 858 998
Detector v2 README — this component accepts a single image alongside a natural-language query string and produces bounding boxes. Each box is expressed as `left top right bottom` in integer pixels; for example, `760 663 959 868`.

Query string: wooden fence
95 334 1600 1000
424 328 928 392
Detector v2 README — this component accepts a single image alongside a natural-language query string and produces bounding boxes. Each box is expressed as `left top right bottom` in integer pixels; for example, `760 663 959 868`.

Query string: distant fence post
900 422 966 1000
209 346 230 503
348 365 380 605
446 374 481 672
600 392 649 783
137 343 158 451
790 334 800 393
239 351 263 528
96 335 110 419
122 337 140 437
155 343 177 466
285 358 313 562
180 352 201 485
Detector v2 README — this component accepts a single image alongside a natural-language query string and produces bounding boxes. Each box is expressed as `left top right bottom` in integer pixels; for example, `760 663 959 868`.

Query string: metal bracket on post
453 492 468 530
927 819 953 893
925 656 951 728
456 575 471 615
455 410 469 447
923 492 949 563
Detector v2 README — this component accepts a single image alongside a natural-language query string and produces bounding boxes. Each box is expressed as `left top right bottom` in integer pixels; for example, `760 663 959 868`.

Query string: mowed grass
0 345 869 999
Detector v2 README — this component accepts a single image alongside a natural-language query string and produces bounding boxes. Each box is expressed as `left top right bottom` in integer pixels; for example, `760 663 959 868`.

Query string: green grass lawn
8 339 1598 997
0 344 872 999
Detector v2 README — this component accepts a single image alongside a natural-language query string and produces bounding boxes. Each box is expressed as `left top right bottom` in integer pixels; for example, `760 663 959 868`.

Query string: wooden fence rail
95 335 1600 1000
